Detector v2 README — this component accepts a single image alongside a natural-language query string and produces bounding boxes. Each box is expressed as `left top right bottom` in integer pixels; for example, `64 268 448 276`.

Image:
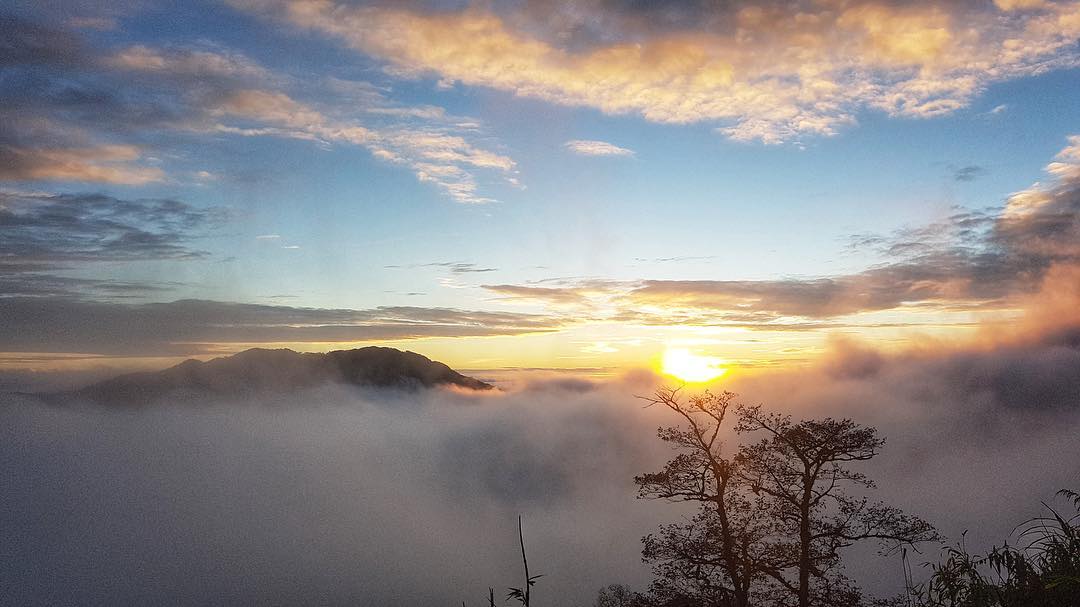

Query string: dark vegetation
580 388 1080 607
902 489 1080 607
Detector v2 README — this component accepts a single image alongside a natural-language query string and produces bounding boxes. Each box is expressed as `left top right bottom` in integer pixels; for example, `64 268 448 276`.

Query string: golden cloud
238 0 1080 143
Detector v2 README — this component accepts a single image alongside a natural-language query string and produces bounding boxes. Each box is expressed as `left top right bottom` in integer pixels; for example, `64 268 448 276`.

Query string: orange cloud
0 145 165 185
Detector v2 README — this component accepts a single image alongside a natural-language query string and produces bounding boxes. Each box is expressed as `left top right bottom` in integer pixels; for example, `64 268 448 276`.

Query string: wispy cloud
564 140 634 157
386 262 499 274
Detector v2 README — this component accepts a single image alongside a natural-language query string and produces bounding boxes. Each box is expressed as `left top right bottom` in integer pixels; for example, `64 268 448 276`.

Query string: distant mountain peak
58 347 492 405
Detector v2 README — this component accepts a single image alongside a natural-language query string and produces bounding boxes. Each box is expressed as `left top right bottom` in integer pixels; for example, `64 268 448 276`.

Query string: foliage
908 490 1080 607
594 584 651 607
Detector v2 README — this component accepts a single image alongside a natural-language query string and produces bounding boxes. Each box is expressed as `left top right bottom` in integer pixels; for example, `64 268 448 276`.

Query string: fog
3 335 1080 605
1 378 680 606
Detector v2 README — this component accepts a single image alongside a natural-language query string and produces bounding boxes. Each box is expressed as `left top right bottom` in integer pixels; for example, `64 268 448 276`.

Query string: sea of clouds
4 324 1080 606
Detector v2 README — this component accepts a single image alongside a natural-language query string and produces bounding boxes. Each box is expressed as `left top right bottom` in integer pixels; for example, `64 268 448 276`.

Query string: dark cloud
0 190 222 298
953 165 987 182
0 16 273 184
0 191 220 264
0 15 85 67
0 14 516 201
0 297 564 355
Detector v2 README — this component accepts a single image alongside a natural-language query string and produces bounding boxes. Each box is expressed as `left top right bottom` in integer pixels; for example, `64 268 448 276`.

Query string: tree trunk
712 475 750 607
799 475 812 607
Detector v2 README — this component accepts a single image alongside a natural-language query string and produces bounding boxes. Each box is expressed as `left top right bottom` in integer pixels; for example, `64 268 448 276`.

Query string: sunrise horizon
3 1 1080 605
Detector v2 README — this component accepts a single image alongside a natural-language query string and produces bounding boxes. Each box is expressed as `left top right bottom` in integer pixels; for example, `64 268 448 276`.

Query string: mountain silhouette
57 347 491 405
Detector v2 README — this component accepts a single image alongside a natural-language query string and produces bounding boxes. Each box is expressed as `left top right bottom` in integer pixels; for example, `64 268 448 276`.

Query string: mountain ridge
54 346 492 405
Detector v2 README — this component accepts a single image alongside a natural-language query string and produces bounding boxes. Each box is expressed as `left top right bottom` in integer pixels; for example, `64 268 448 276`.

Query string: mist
1 379 680 606
3 332 1080 605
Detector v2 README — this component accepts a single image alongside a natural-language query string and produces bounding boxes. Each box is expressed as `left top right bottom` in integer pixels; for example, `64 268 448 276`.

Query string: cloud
995 0 1049 10
0 144 165 185
0 14 85 67
0 379 674 604
0 190 223 298
483 284 591 305
953 165 987 182
0 298 565 356
0 16 516 202
106 44 273 80
484 135 1080 325
0 191 220 270
726 322 1080 594
208 88 517 204
4 312 1080 603
236 0 1080 143
386 262 499 274
564 139 634 157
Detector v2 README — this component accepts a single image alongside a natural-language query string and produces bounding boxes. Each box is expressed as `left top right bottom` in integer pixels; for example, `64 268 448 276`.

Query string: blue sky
3 0 1080 373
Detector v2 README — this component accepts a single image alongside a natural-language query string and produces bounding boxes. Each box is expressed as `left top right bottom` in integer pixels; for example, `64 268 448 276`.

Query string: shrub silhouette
907 489 1080 607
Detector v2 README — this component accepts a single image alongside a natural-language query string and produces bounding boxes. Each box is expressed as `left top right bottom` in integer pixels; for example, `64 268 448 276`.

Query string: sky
3 0 1080 377
4 3 1080 603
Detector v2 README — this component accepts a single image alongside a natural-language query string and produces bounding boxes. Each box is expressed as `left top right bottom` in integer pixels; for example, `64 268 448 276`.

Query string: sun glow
661 347 728 383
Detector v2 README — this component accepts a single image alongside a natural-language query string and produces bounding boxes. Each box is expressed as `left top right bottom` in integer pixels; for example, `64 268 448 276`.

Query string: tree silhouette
635 387 938 607
635 388 772 607
736 405 939 606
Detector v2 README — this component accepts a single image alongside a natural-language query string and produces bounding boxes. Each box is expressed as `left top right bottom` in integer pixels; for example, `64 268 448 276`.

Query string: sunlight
661 347 728 383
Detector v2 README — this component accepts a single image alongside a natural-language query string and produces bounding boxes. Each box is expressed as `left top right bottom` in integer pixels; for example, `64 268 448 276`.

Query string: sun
661 347 728 383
